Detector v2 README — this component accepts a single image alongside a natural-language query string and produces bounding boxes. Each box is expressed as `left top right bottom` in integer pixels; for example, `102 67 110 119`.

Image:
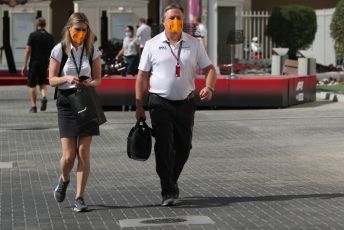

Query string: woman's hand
82 79 94 87
65 75 80 84
64 75 85 88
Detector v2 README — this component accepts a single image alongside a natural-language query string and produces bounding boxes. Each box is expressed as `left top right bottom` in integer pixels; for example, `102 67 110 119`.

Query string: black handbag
127 119 152 161
67 86 107 131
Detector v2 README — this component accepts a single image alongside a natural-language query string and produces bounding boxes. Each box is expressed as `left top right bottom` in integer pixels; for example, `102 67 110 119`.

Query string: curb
316 92 344 102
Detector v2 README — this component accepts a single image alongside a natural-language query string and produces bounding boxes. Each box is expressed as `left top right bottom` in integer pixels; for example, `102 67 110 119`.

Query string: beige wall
0 1 52 68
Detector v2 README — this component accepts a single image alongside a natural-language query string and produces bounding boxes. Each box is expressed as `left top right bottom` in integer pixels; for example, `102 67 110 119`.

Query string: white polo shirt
138 31 212 100
50 43 102 90
136 24 151 48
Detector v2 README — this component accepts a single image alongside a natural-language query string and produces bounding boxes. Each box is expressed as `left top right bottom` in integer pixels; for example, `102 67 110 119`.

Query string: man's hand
135 105 146 121
135 70 149 120
199 86 213 102
21 66 27 77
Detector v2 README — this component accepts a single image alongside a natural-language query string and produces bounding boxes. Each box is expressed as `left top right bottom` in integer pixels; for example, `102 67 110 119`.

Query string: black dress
56 89 99 138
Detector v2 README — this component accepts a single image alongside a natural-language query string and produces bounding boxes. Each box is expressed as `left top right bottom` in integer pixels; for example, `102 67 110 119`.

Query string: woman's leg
60 137 78 182
75 136 92 198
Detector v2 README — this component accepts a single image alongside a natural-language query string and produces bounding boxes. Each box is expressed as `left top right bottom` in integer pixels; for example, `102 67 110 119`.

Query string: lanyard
167 41 183 65
71 46 85 77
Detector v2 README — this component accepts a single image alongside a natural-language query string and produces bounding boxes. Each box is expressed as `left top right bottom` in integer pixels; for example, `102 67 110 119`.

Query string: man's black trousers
148 93 196 196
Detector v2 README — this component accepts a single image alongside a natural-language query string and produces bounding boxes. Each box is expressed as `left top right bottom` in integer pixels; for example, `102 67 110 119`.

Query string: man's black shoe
161 194 175 206
40 97 47 111
173 183 179 199
54 177 69 202
29 106 37 113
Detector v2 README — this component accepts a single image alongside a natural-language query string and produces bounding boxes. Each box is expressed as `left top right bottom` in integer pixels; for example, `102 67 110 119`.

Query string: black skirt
56 89 99 138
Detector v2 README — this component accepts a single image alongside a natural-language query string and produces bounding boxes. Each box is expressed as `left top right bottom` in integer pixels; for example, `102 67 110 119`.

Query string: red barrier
96 74 316 108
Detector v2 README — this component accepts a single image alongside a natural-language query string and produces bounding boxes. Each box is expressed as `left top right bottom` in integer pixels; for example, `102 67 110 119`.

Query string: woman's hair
62 12 95 57
126 25 134 32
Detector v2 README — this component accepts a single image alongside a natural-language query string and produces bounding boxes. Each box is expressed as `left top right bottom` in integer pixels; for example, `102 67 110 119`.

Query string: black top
27 29 54 65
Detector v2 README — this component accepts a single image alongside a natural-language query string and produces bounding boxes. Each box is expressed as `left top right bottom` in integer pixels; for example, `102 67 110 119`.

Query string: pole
3 11 17 74
100 10 108 51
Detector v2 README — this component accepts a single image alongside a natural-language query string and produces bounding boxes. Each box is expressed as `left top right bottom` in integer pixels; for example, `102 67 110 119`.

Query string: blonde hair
62 12 94 57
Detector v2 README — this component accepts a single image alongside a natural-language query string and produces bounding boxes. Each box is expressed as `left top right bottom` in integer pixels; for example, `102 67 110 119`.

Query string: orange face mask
166 18 183 33
69 28 86 45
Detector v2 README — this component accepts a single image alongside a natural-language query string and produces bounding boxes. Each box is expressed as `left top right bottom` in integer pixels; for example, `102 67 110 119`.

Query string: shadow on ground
173 193 344 208
80 193 344 211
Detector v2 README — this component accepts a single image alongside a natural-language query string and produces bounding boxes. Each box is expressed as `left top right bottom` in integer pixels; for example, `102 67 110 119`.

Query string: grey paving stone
2 86 344 229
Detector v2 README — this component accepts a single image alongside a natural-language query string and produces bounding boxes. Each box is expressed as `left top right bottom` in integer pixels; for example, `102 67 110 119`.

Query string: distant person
115 25 140 76
21 17 54 113
136 18 152 54
192 16 207 49
48 12 102 212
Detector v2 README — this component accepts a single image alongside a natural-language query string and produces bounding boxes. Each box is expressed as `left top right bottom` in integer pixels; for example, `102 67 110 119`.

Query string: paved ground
1 86 344 230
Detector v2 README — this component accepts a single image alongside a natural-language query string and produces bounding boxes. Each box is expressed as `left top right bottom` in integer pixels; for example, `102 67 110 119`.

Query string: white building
0 0 51 68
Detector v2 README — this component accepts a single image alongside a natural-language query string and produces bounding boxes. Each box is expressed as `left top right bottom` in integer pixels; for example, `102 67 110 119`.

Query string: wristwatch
206 86 214 93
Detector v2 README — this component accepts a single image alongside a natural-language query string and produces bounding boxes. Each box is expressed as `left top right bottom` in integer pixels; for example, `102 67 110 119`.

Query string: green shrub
331 0 344 60
266 5 317 59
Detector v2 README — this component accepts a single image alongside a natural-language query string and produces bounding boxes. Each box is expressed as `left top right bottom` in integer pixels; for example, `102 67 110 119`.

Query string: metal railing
242 11 273 60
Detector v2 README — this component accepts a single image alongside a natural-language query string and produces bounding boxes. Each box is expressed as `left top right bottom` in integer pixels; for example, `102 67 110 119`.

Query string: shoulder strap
89 45 94 74
59 42 68 77
54 42 68 100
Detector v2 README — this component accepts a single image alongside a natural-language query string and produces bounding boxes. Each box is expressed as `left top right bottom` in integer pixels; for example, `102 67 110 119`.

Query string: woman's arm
48 57 80 87
85 56 102 87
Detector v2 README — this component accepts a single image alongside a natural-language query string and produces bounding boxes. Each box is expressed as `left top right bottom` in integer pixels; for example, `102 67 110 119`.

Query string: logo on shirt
159 46 167 50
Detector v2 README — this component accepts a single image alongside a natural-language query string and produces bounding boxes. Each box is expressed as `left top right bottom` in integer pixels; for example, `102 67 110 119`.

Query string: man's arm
21 46 32 76
135 70 150 120
199 64 217 101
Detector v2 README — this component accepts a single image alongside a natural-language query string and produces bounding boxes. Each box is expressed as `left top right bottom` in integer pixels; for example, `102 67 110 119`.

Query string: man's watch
206 86 214 93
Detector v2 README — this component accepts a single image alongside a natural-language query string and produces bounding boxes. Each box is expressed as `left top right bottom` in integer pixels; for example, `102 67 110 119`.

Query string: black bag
67 86 107 131
127 119 152 161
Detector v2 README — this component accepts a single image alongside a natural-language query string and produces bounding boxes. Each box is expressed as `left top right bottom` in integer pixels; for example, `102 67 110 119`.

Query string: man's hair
139 18 146 23
194 16 201 23
36 17 46 27
164 3 184 14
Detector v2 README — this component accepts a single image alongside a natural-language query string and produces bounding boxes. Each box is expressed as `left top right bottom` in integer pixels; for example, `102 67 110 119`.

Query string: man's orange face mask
166 17 183 33
69 28 86 45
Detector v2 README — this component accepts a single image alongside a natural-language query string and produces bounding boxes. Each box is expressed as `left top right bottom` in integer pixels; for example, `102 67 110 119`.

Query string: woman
48 12 102 212
115 25 140 76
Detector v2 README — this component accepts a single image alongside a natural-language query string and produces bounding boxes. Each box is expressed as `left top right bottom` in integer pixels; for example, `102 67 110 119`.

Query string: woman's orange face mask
69 26 87 45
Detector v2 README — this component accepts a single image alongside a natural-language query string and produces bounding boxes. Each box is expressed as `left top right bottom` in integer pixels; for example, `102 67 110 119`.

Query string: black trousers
148 94 196 196
124 55 137 75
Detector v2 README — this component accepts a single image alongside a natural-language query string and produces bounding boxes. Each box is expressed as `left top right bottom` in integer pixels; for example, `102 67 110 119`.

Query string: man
136 18 151 54
21 17 54 113
135 4 216 206
192 16 207 49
